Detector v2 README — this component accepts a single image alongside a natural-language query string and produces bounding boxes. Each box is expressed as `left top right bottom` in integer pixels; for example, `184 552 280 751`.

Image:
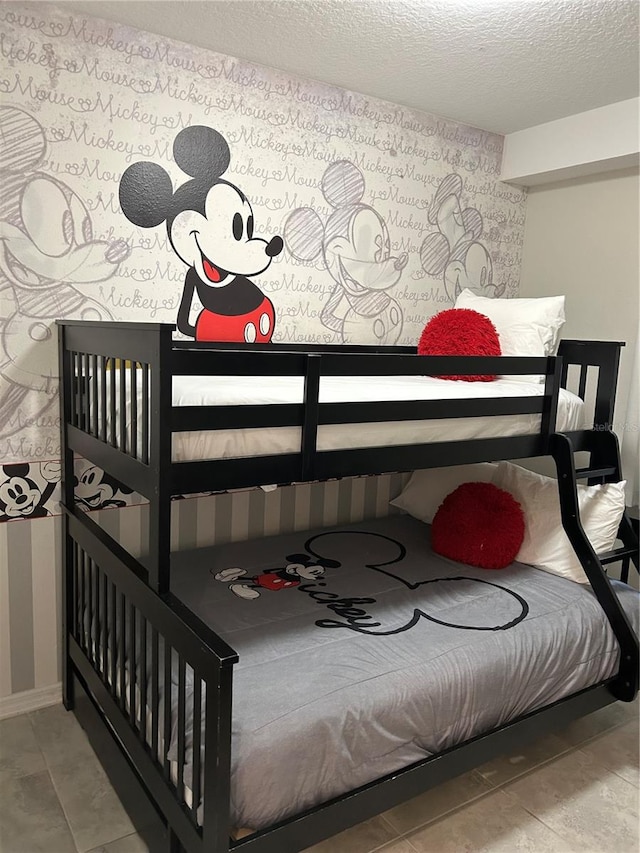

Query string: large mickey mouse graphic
284 161 408 345
213 529 529 636
119 126 283 343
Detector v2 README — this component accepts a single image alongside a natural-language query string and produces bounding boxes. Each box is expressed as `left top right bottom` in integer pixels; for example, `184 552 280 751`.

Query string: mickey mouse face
420 173 502 301
170 182 276 286
285 562 326 580
75 466 115 508
444 241 494 301
0 107 130 290
284 161 407 296
119 125 283 289
0 175 130 289
0 474 40 517
326 207 404 295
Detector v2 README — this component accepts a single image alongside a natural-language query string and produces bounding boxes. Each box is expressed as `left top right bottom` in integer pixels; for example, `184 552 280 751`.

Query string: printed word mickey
119 126 283 343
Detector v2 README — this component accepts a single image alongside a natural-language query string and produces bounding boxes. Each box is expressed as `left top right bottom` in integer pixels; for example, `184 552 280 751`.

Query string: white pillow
455 290 565 382
390 463 497 524
493 461 626 584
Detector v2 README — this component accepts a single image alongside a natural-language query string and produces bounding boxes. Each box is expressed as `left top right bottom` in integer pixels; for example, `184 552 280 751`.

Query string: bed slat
70 352 77 429
101 570 108 682
100 356 108 443
139 615 147 745
110 363 117 448
119 361 127 453
83 352 90 432
151 627 159 763
119 592 126 712
191 676 202 822
177 658 186 801
578 364 588 400
109 581 117 699
142 363 149 464
163 640 172 782
130 362 138 459
86 552 92 657
128 602 136 727
91 354 98 437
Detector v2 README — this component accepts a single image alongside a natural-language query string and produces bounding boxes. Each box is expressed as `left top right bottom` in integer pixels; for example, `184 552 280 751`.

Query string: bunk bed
56 321 639 853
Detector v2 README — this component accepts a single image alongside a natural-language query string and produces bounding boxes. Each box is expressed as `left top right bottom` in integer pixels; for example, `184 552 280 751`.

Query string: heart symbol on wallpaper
298 529 529 636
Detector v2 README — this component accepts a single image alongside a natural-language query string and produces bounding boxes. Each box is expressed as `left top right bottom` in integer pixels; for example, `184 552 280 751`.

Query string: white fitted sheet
168 375 585 461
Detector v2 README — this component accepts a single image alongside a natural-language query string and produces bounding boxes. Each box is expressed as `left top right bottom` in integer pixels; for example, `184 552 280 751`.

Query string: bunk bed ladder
551 430 639 702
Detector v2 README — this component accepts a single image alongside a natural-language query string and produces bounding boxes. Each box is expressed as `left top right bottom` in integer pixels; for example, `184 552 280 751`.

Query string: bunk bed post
557 340 624 431
58 323 75 710
301 354 321 482
593 343 622 429
202 663 235 852
148 325 174 595
540 355 562 447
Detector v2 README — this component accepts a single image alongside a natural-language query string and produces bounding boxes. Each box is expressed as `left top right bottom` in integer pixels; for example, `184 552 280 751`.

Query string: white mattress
168 375 585 462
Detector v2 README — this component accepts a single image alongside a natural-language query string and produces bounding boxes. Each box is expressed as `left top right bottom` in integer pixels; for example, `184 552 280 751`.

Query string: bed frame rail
63 504 236 852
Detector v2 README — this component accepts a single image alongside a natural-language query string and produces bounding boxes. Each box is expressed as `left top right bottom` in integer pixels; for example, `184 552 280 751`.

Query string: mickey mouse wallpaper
0 106 130 444
419 173 503 301
74 465 134 511
0 461 59 521
119 126 283 343
284 160 408 345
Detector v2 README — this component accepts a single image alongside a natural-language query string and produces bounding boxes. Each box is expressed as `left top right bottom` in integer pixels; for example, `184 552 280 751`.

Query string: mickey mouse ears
173 126 230 180
0 107 47 173
119 125 232 228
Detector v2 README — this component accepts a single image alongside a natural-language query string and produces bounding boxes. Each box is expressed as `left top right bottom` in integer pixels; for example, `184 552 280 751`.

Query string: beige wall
520 167 640 503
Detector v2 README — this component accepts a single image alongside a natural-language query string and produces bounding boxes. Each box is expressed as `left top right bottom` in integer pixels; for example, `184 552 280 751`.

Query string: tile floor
0 698 638 853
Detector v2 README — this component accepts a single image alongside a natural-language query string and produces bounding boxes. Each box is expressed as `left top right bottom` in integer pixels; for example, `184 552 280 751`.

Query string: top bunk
57 321 623 503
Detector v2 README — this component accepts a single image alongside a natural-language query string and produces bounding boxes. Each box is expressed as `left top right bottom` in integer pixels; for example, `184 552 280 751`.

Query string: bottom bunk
68 511 639 849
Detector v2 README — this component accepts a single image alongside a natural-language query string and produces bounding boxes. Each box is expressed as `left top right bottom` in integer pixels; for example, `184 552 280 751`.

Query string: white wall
519 166 639 503
501 98 639 186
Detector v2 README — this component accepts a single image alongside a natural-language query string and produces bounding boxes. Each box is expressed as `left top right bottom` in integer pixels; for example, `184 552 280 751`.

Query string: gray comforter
170 514 639 829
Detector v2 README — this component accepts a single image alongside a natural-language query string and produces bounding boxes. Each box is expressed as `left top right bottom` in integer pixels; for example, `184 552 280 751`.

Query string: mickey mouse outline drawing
283 160 408 345
418 173 504 302
211 529 529 636
119 126 283 343
0 106 130 441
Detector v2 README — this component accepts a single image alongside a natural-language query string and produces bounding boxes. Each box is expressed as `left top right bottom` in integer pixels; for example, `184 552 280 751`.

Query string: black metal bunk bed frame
57 321 639 853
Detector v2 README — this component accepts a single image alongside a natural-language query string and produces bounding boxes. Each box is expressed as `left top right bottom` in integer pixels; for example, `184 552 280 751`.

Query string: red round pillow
418 308 501 381
431 482 525 570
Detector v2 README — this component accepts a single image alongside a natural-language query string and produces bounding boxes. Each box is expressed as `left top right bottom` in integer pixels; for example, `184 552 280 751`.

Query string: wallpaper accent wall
0 3 527 701
0 472 409 699
0 3 526 472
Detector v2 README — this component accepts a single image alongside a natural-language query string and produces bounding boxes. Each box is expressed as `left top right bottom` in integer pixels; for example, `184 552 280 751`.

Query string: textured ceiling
53 0 639 133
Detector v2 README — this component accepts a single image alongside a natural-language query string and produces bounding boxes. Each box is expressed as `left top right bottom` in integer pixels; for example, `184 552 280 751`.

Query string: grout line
85 830 146 853
574 742 640 791
388 785 500 848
